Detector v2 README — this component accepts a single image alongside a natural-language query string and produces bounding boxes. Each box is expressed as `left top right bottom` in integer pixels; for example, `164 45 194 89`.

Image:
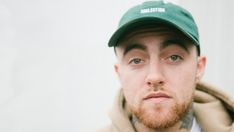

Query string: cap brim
108 17 199 51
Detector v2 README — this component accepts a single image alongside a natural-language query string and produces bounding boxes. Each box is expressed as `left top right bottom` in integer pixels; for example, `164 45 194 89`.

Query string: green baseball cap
108 0 200 55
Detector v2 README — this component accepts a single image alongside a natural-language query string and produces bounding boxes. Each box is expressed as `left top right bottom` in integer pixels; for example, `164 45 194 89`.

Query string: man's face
114 27 206 129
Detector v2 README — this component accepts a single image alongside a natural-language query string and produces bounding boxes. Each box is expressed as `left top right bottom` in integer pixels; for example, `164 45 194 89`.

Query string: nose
145 62 165 88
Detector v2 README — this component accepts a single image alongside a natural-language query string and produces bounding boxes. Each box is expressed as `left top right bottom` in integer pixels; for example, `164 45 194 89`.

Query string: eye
129 58 143 65
168 55 183 62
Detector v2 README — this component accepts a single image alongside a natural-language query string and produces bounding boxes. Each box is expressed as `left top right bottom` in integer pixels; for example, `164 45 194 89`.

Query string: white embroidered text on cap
140 8 165 14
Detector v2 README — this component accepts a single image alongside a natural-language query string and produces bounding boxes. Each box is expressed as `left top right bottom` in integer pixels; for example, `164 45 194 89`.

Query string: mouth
143 92 171 101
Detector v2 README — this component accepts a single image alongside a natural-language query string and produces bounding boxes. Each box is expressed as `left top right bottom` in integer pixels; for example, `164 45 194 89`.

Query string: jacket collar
109 82 234 132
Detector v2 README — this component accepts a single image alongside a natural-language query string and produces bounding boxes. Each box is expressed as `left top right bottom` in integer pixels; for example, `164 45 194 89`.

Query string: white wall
180 0 234 94
0 0 233 132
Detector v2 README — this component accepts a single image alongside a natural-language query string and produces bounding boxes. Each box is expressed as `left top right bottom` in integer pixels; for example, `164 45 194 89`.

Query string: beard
129 96 193 129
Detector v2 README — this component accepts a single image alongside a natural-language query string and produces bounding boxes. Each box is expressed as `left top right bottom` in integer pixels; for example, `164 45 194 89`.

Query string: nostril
159 81 163 84
147 81 151 85
147 80 164 87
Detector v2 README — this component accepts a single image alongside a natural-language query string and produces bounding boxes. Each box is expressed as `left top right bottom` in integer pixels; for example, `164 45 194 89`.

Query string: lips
143 92 171 100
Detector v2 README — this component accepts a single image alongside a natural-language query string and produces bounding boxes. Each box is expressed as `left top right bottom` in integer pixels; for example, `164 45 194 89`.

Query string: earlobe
196 56 206 82
114 63 121 81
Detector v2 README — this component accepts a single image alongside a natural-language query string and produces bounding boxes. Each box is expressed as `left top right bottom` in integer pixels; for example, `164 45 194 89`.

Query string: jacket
98 82 234 132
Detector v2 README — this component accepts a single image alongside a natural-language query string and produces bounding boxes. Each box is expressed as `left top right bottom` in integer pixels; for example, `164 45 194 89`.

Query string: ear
114 63 122 81
196 55 206 82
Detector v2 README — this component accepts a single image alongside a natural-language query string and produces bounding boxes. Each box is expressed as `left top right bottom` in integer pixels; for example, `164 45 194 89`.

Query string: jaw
128 97 193 131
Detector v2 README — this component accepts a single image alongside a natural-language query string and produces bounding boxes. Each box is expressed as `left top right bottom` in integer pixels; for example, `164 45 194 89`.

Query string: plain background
0 0 234 131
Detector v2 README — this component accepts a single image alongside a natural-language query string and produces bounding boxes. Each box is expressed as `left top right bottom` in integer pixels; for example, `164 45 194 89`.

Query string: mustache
148 85 165 92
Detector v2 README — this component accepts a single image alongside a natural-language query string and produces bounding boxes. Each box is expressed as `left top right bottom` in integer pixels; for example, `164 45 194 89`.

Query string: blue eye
169 55 183 62
129 58 142 64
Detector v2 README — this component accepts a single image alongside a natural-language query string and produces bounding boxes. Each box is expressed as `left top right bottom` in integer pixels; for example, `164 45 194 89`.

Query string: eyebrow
121 38 190 56
161 38 189 53
123 43 147 56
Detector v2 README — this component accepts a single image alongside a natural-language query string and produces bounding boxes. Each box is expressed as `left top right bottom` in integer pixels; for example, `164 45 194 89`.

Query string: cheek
164 61 197 100
120 67 147 104
165 59 197 83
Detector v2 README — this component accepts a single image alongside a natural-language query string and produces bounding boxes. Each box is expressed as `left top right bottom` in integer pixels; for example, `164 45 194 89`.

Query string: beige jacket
99 82 234 132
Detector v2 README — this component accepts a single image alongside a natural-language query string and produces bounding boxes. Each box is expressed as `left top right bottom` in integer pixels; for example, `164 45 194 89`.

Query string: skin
114 26 206 132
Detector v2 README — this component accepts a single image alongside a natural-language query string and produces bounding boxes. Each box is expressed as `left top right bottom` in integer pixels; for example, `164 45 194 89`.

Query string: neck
131 108 194 132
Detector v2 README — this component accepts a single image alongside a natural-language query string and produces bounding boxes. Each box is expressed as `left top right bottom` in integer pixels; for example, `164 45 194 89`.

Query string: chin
131 101 191 129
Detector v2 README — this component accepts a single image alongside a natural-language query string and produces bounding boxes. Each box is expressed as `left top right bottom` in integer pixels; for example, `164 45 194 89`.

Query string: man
100 1 234 132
